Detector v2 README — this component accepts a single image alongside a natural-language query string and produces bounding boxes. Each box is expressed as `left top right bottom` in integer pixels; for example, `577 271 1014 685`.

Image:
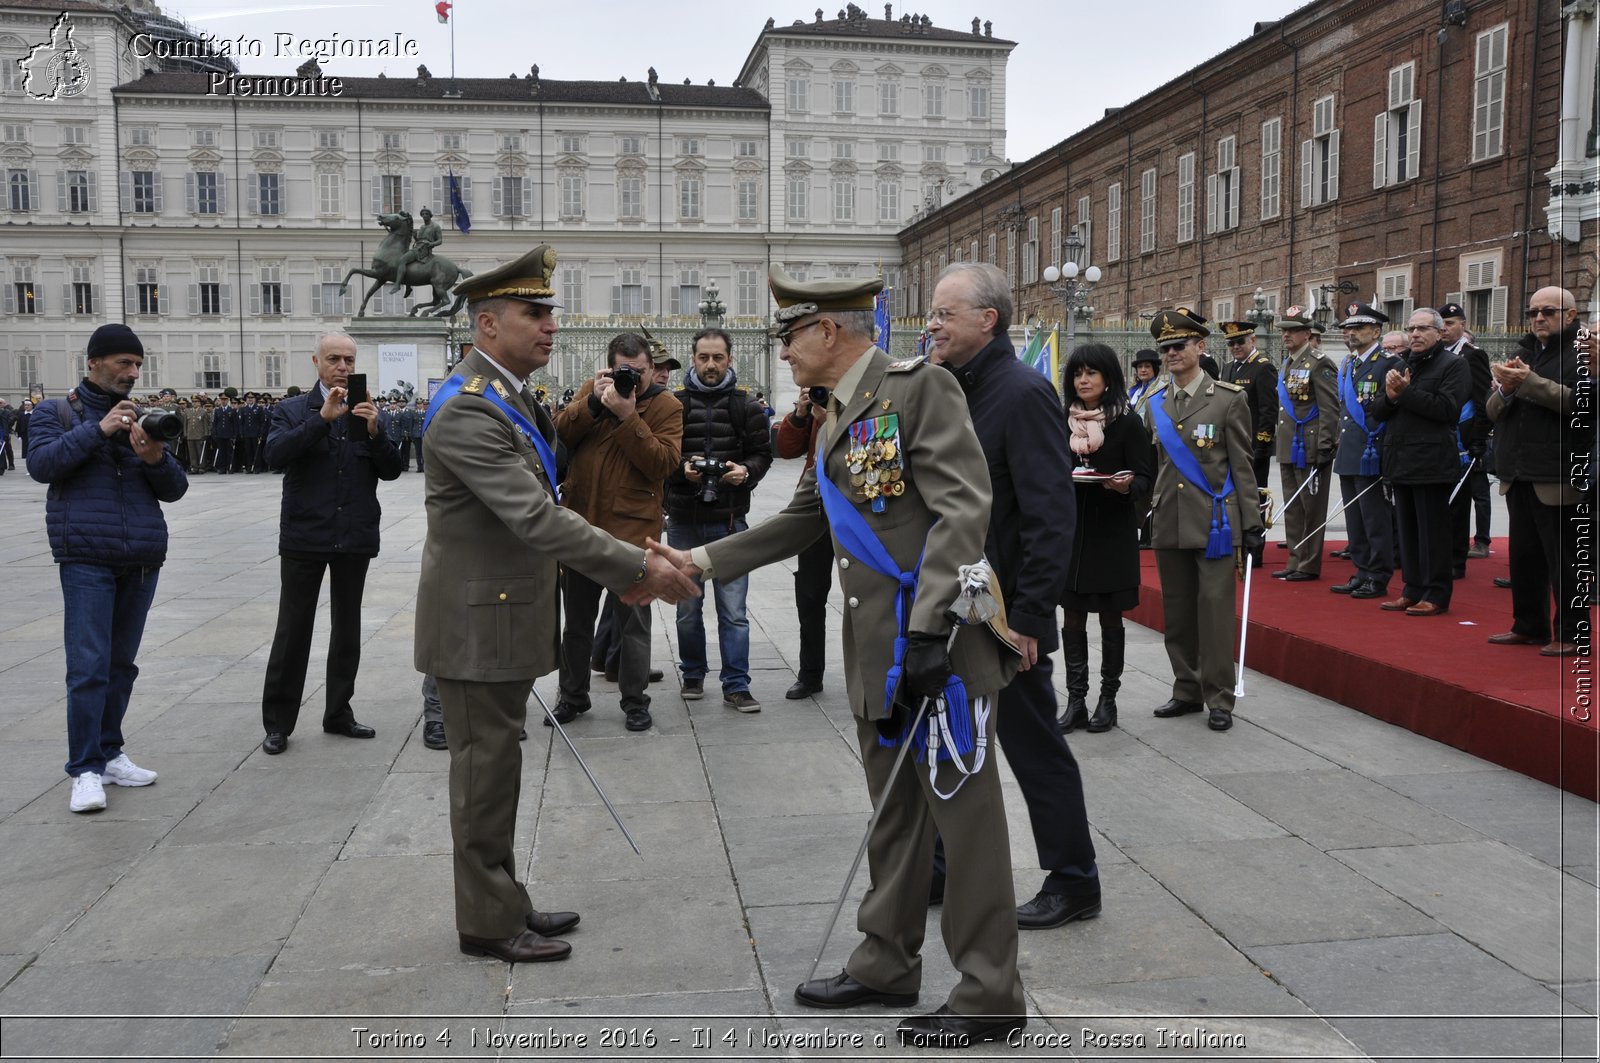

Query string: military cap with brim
1439 301 1467 321
454 244 563 308
1277 305 1324 333
639 326 682 370
1150 307 1210 348
1337 301 1390 328
1218 320 1259 341
769 267 884 330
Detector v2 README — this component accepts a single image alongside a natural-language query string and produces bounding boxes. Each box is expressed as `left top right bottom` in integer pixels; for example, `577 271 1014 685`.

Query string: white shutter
1402 297 1414 322
1206 172 1218 234
188 283 199 316
401 175 412 209
57 171 68 212
119 171 131 212
1228 167 1240 228
246 174 258 215
491 177 503 216
311 281 323 314
1445 291 1462 309
458 175 472 217
63 283 73 312
1405 100 1421 182
642 286 652 315
221 284 231 315
250 284 261 314
1300 139 1313 207
341 283 353 314
370 175 381 215
217 174 227 214
1489 286 1508 329
152 175 163 213
1373 112 1388 188
611 285 621 314
281 283 293 315
124 284 135 313
184 172 196 213
1327 129 1340 201
431 175 441 211
90 283 100 313
1 286 13 314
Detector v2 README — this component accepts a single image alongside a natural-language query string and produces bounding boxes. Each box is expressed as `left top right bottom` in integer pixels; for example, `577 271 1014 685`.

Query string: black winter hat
86 323 144 361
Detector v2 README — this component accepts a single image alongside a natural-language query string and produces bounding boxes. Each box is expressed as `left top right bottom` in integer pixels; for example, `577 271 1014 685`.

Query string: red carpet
1129 540 1600 800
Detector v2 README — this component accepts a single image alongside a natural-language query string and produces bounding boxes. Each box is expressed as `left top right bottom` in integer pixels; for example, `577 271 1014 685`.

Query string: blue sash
424 373 561 503
1150 390 1235 560
813 432 973 762
1457 399 1476 467
1339 357 1383 477
1277 372 1318 469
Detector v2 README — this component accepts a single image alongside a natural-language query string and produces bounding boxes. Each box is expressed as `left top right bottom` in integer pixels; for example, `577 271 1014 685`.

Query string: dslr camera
609 365 642 398
688 455 725 504
125 407 183 442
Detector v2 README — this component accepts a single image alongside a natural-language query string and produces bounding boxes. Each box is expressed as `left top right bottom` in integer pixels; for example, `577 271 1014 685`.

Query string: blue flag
874 288 892 353
448 169 470 234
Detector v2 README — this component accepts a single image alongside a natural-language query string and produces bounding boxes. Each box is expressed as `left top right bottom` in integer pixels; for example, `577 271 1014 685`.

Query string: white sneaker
70 772 107 813
103 753 158 787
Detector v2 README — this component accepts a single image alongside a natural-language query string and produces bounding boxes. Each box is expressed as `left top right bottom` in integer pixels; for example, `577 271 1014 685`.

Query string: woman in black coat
1059 344 1155 733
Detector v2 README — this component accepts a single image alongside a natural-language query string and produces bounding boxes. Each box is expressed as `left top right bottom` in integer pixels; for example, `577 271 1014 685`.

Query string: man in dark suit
1330 304 1399 600
650 268 1026 1048
415 246 697 965
1440 303 1493 574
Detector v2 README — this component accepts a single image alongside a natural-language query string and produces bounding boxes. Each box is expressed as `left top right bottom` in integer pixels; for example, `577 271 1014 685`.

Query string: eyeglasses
1225 337 1251 346
925 306 980 326
1526 307 1565 319
1407 325 1438 333
775 319 825 347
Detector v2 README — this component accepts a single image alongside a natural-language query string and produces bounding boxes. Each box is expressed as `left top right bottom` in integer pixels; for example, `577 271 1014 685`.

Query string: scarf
1067 404 1106 456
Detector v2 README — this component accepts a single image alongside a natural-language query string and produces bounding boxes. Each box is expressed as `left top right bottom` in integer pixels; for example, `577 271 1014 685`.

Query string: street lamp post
1313 280 1359 331
697 280 726 329
1041 224 1101 368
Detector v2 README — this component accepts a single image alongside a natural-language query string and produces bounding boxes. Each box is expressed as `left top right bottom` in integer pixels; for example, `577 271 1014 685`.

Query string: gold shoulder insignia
490 379 511 399
462 375 485 395
1215 379 1244 392
886 356 927 372
1148 382 1170 397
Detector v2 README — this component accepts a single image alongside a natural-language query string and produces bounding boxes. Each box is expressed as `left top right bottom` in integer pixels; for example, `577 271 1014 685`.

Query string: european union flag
874 287 892 353
448 169 470 234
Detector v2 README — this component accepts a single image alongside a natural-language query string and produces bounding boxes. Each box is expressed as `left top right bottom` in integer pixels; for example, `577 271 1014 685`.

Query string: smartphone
345 373 369 439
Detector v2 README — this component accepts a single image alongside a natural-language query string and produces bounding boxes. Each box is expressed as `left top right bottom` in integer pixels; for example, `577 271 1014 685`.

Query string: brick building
900 0 1599 346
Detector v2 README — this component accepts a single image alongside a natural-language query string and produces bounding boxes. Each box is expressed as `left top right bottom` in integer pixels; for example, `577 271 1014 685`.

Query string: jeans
669 518 751 694
60 562 160 777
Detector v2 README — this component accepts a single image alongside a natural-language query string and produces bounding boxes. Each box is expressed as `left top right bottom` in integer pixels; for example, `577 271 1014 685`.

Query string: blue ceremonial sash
813 431 973 762
1339 357 1383 477
424 373 561 503
1277 372 1318 469
1457 399 1476 466
1150 390 1235 560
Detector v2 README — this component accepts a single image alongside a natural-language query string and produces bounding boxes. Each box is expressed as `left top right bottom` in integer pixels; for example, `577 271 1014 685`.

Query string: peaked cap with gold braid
453 244 563 308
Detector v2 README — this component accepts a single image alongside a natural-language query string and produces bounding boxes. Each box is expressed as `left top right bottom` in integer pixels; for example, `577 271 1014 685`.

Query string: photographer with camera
27 323 188 813
551 333 683 732
666 328 773 711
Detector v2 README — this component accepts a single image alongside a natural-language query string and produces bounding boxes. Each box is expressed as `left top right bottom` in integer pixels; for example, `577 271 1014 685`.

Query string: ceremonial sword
529 684 642 857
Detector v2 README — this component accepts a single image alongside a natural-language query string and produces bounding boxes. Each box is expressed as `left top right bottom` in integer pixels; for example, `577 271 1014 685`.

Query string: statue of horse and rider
341 209 473 318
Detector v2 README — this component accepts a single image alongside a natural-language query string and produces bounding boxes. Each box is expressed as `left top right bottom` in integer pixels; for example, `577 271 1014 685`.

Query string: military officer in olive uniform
1144 309 1263 732
1218 321 1278 494
649 269 1026 1048
182 398 210 473
415 244 698 966
1272 307 1339 580
1330 303 1400 599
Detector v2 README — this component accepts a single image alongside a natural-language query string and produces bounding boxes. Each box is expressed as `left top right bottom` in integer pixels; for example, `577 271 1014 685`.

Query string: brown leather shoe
459 929 571 963
1487 631 1543 645
1405 602 1447 616
1379 597 1417 611
1541 642 1579 657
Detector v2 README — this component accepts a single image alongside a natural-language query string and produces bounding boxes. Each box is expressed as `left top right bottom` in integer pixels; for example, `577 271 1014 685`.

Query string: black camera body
132 407 182 441
610 365 642 398
689 455 725 504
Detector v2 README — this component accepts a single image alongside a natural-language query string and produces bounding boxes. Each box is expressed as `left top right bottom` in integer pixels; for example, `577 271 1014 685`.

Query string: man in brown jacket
552 333 683 732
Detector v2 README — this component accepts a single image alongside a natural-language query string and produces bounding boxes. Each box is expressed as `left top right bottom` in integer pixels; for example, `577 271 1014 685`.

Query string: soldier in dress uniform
237 393 265 474
1272 307 1339 580
211 394 239 473
648 268 1027 1048
1330 303 1400 600
1218 321 1278 495
1143 309 1263 732
414 244 698 966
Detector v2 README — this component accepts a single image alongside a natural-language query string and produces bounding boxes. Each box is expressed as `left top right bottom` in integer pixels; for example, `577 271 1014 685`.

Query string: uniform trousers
213 437 235 473
421 672 442 726
260 553 370 735
185 438 206 472
1155 548 1238 712
846 709 1024 1017
793 532 834 685
1393 482 1454 608
1340 473 1395 587
1250 445 1273 501
236 436 256 473
436 675 537 938
1506 479 1588 644
558 568 649 714
1280 462 1331 574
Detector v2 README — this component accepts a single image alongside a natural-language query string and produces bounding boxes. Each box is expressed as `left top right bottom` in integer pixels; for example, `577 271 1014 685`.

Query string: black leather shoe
1057 696 1090 733
1208 706 1233 731
1494 576 1512 589
1153 698 1203 718
1330 548 1352 560
1330 577 1360 594
527 909 580 936
540 701 588 727
1270 569 1293 579
324 720 376 739
1348 580 1386 600
262 732 288 755
786 678 824 700
794 970 918 1010
422 721 447 750
1016 889 1101 929
458 929 570 963
624 707 653 731
1280 570 1318 582
897 1006 1026 1048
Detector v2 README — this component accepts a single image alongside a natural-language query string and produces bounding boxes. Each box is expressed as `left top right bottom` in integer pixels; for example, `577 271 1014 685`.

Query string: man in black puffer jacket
29 323 188 813
259 333 403 755
665 328 773 711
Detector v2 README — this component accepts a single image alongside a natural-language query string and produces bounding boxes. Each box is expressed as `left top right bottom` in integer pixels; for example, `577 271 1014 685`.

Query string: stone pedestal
345 317 453 401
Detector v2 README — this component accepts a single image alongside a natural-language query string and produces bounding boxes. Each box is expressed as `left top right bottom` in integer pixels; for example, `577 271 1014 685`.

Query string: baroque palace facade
899 0 1598 347
0 0 1013 398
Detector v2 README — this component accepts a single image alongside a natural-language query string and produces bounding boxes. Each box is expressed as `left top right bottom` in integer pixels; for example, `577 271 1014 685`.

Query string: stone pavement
0 457 1596 1062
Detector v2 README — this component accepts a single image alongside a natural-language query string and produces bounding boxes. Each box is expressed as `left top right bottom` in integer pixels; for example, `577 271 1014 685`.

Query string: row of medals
849 437 906 510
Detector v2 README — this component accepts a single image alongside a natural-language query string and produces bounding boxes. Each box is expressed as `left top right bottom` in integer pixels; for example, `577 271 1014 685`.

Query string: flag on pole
447 168 471 233
435 1 452 23
1018 327 1044 368
874 288 892 353
1034 329 1062 393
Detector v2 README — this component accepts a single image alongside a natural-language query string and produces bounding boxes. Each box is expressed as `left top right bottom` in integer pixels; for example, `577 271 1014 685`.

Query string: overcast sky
177 0 1309 162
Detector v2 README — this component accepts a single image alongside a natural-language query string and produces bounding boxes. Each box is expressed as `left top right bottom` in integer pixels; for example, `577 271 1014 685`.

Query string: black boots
1089 625 1124 732
1059 628 1090 732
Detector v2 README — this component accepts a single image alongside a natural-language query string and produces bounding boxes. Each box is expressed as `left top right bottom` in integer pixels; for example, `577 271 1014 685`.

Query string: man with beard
27 324 188 812
1329 303 1399 600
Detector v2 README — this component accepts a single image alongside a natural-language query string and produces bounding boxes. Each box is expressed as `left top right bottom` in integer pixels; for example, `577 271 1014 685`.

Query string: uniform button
499 592 508 601
1177 483 1185 489
840 558 851 569
848 596 860 608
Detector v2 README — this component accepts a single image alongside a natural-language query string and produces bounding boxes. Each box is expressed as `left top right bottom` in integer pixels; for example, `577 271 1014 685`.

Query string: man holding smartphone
259 333 404 755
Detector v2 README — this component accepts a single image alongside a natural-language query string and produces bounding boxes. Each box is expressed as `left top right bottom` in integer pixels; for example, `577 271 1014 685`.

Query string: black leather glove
902 631 953 702
1244 528 1266 569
